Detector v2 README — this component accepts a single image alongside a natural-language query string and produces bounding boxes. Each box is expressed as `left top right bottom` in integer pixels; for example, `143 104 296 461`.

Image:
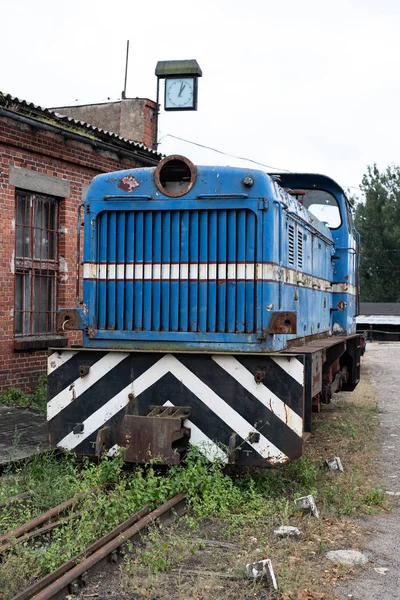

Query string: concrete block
294 495 319 518
9 165 70 197
325 456 344 472
326 550 368 566
273 525 301 538
246 558 278 590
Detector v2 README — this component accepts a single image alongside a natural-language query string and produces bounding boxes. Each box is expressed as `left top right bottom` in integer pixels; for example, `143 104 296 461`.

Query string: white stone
246 559 278 590
294 495 319 518
273 526 301 538
374 567 389 574
325 456 344 472
326 550 368 566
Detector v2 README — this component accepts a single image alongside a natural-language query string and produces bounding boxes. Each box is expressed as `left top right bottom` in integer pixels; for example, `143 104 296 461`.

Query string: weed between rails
0 363 386 600
0 375 47 413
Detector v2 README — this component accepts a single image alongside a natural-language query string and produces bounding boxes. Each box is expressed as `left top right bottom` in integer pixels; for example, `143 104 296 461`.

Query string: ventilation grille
95 209 257 334
297 229 303 268
288 223 295 266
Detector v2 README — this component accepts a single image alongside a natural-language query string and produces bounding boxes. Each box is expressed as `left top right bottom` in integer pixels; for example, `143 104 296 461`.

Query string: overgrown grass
0 375 47 413
0 363 387 600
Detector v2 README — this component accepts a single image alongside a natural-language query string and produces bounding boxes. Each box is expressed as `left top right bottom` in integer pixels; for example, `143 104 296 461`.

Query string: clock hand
178 82 186 97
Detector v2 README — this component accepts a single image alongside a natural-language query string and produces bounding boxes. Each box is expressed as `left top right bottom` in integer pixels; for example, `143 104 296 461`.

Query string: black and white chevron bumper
48 351 305 467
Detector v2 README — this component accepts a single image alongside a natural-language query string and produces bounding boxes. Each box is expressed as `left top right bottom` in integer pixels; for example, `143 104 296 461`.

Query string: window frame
14 189 65 349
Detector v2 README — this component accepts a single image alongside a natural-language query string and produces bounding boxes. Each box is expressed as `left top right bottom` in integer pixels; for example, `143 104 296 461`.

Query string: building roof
0 92 161 163
359 303 400 316
357 303 400 326
356 315 400 326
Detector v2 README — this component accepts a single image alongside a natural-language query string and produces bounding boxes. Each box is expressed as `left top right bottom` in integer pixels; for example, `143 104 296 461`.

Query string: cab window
291 189 341 229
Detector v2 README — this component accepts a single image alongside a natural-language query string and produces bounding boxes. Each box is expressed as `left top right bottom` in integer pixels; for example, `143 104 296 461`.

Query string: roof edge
0 92 161 161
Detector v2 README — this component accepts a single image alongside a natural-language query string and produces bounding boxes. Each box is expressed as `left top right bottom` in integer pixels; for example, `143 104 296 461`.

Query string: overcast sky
2 0 400 193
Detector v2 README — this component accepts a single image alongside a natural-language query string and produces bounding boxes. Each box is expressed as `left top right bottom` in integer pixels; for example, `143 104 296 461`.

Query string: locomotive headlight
154 155 197 198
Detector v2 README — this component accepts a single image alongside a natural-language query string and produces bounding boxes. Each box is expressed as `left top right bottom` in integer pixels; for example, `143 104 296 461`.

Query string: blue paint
189 210 199 332
76 164 359 351
134 212 143 330
152 211 161 331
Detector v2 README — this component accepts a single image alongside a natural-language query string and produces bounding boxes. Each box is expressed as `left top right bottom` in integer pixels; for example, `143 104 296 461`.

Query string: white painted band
83 262 357 295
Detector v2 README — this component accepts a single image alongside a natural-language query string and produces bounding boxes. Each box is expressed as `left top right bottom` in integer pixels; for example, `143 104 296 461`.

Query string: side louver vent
297 229 303 268
288 223 295 266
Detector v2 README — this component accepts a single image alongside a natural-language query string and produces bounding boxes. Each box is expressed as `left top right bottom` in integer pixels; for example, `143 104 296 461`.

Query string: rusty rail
0 485 104 546
0 512 81 554
0 491 31 511
12 493 186 600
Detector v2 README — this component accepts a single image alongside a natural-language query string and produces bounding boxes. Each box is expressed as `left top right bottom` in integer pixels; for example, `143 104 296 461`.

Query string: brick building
0 93 160 392
54 98 157 150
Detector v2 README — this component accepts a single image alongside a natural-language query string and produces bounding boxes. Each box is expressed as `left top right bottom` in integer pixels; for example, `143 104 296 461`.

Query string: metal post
122 40 129 99
154 77 160 151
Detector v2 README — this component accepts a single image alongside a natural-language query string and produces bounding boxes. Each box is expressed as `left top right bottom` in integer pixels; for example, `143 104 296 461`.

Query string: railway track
1 491 186 600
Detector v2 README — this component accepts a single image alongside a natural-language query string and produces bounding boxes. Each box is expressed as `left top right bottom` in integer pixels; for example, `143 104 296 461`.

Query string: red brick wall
142 100 157 149
0 115 149 392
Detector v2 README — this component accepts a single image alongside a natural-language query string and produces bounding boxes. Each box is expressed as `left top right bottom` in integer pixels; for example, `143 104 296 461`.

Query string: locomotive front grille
93 208 257 334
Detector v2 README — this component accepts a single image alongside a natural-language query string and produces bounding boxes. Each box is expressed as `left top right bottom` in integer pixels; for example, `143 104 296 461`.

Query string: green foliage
354 164 400 301
0 375 48 413
0 428 386 599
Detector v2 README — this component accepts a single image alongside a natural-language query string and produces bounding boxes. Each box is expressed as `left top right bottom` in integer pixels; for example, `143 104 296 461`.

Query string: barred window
15 191 59 337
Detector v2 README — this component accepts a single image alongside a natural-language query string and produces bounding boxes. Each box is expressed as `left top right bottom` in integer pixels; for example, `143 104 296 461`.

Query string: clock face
165 77 196 110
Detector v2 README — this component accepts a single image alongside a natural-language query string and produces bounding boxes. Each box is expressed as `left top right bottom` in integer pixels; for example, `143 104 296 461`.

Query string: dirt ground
72 345 392 600
337 343 400 600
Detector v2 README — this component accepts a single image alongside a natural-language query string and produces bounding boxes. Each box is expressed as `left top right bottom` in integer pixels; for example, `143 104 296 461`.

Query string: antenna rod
122 40 129 99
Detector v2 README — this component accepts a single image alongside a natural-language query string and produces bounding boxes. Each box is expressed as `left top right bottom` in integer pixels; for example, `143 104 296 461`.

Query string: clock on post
155 59 202 112
153 59 202 149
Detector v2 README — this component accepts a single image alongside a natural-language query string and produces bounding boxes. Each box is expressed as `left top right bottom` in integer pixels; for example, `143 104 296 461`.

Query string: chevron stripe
49 350 305 465
212 355 303 437
48 351 77 375
56 354 288 462
47 352 129 420
270 356 304 386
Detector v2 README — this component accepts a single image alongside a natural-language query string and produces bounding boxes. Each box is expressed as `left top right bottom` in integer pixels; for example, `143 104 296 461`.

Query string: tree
354 165 400 302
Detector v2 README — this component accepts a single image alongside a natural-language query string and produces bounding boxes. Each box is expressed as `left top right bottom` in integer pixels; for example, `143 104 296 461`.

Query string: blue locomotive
48 155 361 466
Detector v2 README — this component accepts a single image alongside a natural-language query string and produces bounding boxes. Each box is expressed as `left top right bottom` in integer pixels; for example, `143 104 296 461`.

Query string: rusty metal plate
267 311 297 334
123 415 190 464
56 309 80 332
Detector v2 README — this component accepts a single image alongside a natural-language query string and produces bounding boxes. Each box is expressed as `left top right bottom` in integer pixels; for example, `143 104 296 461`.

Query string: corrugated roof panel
356 315 400 325
359 302 400 316
0 93 161 158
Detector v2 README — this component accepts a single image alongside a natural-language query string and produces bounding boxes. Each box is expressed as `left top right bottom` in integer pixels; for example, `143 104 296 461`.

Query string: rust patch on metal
118 174 140 192
57 310 79 332
78 364 90 378
254 371 265 384
86 325 96 338
123 407 191 464
95 426 110 456
69 383 76 401
337 300 347 311
267 311 297 334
